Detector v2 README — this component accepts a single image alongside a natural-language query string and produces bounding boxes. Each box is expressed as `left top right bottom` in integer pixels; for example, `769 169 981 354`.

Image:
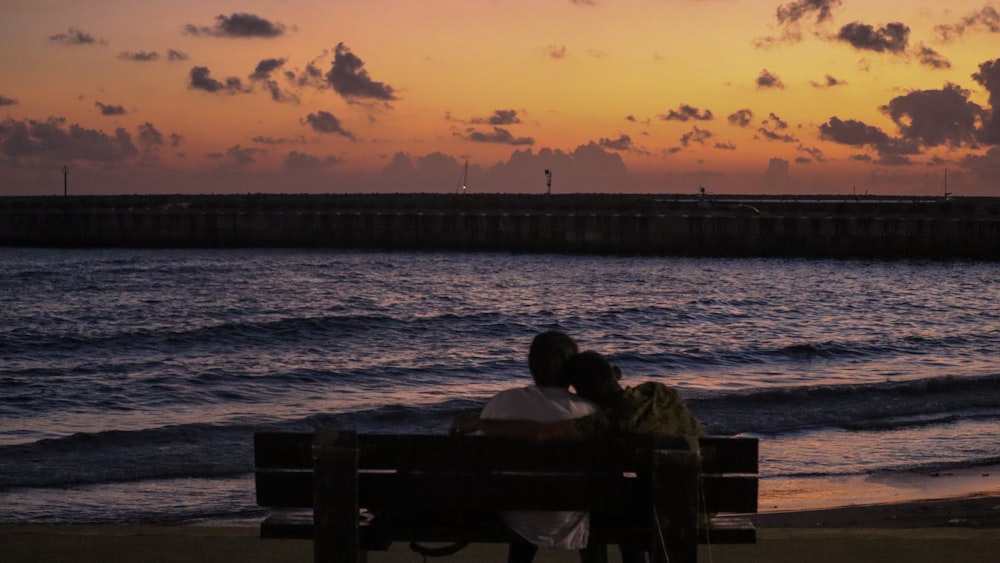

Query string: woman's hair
566 350 622 406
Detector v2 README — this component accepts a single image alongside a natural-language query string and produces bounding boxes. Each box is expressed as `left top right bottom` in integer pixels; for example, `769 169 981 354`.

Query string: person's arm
450 416 583 441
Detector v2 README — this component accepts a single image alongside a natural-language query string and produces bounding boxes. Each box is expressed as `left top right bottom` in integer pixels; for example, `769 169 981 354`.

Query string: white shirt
480 385 597 549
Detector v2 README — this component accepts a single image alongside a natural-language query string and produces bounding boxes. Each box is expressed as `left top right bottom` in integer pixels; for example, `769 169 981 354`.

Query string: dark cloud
598 135 632 151
728 109 754 127
960 147 1000 180
819 116 921 163
756 69 786 89
715 141 737 150
973 58 1000 143
188 66 248 94
680 126 713 147
881 83 983 148
935 5 1000 41
758 157 793 191
798 144 827 162
764 113 789 129
0 96 18 106
659 104 713 122
776 0 842 25
810 74 847 88
95 102 126 116
836 22 909 53
571 0 596 5
137 122 164 150
326 43 396 101
252 135 307 145
283 150 341 170
548 45 568 59
757 128 798 143
754 0 842 47
0 117 137 162
304 111 355 140
118 51 159 62
250 58 287 81
225 145 264 164
167 49 189 61
183 13 286 38
819 116 893 146
49 27 104 46
917 45 951 69
466 127 534 145
472 109 522 125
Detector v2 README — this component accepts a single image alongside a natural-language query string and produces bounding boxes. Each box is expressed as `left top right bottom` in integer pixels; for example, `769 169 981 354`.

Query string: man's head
566 350 623 406
528 330 578 387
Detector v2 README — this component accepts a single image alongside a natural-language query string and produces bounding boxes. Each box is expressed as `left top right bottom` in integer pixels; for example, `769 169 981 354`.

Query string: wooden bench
254 431 758 563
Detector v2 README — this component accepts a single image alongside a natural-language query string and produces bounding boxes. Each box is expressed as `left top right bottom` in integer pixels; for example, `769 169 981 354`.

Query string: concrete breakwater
1 193 999 259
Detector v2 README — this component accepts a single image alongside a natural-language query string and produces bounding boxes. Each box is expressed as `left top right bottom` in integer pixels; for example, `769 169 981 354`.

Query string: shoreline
2 496 999 562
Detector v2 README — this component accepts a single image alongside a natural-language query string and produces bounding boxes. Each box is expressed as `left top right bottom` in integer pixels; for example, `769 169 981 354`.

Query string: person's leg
618 547 648 563
507 536 539 563
578 542 608 563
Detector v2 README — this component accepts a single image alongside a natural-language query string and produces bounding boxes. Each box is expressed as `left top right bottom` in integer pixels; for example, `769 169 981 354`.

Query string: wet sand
2 495 998 563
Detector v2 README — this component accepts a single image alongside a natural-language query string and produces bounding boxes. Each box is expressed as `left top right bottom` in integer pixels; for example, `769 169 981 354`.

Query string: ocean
1 247 999 524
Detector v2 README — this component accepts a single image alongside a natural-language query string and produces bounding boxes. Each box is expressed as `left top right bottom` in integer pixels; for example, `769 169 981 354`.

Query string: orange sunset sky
1 0 998 196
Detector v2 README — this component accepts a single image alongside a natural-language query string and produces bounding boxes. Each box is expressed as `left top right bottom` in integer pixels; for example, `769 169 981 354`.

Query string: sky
1 0 999 196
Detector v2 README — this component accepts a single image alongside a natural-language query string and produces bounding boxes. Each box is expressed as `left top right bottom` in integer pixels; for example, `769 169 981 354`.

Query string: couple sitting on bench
450 330 705 563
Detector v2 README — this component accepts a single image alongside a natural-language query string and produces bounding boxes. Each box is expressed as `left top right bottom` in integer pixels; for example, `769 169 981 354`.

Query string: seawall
2 193 998 259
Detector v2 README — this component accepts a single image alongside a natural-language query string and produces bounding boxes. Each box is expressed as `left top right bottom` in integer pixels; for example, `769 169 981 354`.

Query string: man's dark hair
528 331 578 387
566 350 623 406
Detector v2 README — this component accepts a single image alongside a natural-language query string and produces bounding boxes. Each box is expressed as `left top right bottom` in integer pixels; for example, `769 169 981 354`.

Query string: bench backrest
254 431 758 562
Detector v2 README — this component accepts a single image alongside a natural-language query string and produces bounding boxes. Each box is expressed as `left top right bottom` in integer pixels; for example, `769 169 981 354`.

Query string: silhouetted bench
254 431 758 563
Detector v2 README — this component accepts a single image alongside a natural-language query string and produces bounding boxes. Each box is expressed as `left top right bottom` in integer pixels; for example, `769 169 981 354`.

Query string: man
479 331 597 563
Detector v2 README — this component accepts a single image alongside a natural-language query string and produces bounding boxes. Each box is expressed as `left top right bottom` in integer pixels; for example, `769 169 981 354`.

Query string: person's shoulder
481 386 536 418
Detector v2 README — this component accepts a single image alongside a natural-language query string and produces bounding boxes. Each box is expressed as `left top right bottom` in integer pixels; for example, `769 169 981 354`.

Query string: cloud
249 58 287 80
222 145 265 165
756 69 786 89
728 109 754 127
758 157 793 191
659 104 713 122
325 43 397 101
598 134 632 151
548 45 568 59
95 102 126 116
252 135 307 145
283 150 341 170
183 13 286 38
960 147 1000 181
836 21 909 53
972 58 1000 143
0 116 138 162
764 113 789 129
137 122 164 150
49 27 105 46
754 0 843 47
880 83 983 148
776 0 842 25
167 49 189 61
303 111 356 139
680 126 713 147
466 127 534 145
0 96 17 106
188 66 248 94
810 74 847 88
818 116 920 163
471 109 522 125
935 5 1000 41
916 45 951 69
118 51 159 62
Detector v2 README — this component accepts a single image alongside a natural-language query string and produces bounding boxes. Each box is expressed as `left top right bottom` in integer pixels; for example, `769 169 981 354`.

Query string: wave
693 373 1000 436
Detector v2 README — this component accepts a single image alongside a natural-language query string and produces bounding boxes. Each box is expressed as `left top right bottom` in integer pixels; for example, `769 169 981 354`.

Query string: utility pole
63 164 68 196
544 169 552 195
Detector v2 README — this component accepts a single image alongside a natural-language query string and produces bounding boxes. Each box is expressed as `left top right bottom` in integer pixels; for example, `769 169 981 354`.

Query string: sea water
1 248 998 523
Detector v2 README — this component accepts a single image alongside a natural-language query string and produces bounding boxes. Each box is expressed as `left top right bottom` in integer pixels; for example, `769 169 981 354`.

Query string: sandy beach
3 495 999 563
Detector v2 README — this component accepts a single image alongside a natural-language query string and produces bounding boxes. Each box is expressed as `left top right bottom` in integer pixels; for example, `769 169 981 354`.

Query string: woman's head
566 350 623 406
